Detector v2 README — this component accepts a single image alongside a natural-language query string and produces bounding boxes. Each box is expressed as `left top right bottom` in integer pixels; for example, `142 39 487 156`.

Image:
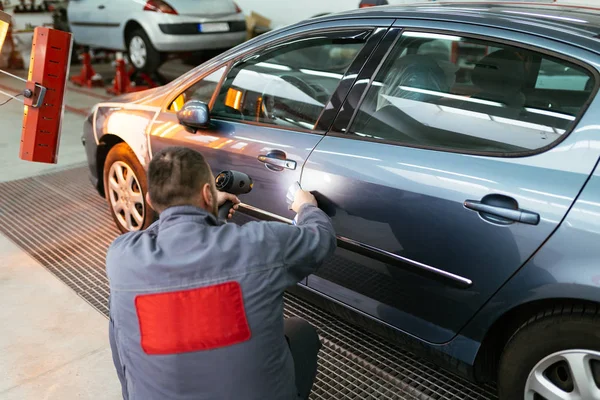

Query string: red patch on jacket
135 282 251 355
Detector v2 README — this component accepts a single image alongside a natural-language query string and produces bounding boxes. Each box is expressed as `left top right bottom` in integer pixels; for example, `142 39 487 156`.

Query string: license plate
198 23 230 33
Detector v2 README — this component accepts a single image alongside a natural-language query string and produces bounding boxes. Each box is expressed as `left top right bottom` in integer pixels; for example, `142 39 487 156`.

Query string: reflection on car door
149 27 382 223
302 26 600 344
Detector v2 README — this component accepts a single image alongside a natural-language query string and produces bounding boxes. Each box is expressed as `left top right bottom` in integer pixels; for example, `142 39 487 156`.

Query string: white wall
235 0 359 29
236 0 595 30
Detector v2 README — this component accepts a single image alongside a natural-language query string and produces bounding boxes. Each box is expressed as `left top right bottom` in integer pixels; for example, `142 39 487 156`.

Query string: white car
67 0 247 72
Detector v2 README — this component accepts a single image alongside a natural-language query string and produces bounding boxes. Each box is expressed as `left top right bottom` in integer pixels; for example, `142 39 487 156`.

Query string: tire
103 143 155 234
126 28 162 73
498 305 600 400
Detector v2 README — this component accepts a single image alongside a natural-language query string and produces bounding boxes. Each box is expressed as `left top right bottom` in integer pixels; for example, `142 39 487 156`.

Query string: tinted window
211 34 366 131
169 67 227 112
349 32 595 154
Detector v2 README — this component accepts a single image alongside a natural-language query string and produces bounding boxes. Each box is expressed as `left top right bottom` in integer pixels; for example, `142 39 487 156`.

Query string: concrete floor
0 74 123 399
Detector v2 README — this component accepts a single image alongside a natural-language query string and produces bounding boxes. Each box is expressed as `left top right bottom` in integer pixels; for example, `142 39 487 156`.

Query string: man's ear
145 192 153 209
202 183 213 207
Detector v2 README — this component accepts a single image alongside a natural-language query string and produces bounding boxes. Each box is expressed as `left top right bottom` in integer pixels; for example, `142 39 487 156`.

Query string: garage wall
236 0 597 30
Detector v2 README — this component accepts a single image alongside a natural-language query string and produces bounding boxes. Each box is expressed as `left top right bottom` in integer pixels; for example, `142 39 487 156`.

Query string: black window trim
333 25 600 159
161 24 391 136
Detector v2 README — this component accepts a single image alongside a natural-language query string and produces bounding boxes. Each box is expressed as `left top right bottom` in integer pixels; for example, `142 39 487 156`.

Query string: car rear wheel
498 307 600 400
127 28 161 73
103 143 155 233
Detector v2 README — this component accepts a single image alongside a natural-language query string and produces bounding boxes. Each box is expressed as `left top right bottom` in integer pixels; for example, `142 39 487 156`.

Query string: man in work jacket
107 146 337 400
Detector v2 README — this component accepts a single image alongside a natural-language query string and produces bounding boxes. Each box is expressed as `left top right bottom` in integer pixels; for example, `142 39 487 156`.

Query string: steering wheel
280 75 320 99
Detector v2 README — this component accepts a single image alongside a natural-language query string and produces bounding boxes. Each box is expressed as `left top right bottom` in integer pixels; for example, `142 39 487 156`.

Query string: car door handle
465 196 540 226
98 4 106 9
258 152 296 171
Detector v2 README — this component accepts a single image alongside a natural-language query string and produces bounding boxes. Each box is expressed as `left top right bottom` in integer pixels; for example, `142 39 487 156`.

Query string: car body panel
68 0 246 52
81 4 600 383
459 156 600 375
300 17 600 344
93 103 161 168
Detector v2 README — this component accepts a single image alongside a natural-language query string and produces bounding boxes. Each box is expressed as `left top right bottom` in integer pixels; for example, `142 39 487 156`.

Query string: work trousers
110 316 322 400
284 317 323 400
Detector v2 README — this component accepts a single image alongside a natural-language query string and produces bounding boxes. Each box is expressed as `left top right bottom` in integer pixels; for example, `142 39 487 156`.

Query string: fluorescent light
300 69 343 79
313 149 381 161
398 86 504 107
525 107 576 121
399 163 496 183
491 116 556 133
438 105 492 121
256 62 291 71
402 32 461 41
503 10 588 24
234 136 292 148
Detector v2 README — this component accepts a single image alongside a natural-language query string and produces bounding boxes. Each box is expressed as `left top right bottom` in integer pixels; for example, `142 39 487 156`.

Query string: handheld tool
215 170 253 220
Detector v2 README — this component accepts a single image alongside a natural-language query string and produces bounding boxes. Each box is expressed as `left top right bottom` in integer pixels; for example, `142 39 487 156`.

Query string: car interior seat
357 54 450 144
470 49 527 112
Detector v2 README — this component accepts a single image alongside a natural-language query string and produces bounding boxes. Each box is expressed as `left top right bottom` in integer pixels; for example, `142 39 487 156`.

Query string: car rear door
302 21 600 343
149 21 391 223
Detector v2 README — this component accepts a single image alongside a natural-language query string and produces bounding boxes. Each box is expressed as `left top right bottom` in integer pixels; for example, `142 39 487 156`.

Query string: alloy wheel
129 36 147 69
525 350 600 400
107 161 145 232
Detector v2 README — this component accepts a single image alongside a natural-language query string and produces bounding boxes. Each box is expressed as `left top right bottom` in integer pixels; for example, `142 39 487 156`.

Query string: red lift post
70 48 104 88
107 52 159 96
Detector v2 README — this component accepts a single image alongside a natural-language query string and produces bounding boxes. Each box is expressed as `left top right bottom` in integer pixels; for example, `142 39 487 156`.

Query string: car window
211 34 366 131
168 66 227 112
348 31 595 154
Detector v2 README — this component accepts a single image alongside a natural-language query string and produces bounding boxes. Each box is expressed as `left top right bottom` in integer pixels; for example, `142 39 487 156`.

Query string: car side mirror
177 100 210 132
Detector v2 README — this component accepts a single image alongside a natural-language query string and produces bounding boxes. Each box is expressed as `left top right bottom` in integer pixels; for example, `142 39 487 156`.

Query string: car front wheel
498 307 600 400
103 143 155 233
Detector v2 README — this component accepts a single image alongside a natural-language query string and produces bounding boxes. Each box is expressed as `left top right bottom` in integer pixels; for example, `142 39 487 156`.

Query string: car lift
71 47 161 95
0 9 73 164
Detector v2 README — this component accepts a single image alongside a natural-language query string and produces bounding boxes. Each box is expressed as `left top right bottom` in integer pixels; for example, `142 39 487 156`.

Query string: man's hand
216 192 241 219
291 189 317 214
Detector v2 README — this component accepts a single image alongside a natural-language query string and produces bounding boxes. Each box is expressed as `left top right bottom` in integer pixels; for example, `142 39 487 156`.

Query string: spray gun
215 170 253 220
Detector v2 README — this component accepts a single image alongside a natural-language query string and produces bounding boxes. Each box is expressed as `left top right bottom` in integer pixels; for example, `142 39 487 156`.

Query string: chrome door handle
465 199 540 225
258 154 296 171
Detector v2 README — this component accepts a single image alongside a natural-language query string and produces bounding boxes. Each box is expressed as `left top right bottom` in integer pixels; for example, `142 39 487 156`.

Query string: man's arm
267 192 337 288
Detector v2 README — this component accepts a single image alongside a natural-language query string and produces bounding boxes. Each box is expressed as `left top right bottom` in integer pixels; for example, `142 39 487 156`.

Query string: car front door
149 23 389 223
68 0 125 50
302 22 600 344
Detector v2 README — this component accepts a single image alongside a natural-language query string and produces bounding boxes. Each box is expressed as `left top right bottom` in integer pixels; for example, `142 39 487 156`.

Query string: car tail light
360 4 376 7
234 2 242 13
143 0 178 15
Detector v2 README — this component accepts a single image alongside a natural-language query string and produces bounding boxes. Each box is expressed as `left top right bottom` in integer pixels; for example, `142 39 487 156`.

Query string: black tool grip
218 200 234 221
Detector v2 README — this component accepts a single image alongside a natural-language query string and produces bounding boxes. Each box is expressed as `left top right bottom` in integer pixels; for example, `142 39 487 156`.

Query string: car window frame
163 63 232 114
334 25 600 159
161 23 393 135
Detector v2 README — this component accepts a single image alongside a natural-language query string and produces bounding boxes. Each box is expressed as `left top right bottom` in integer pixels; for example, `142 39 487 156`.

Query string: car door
68 0 125 50
148 23 390 223
303 22 600 344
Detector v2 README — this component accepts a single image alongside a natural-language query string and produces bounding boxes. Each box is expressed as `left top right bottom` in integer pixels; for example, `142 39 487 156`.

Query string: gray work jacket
106 204 336 400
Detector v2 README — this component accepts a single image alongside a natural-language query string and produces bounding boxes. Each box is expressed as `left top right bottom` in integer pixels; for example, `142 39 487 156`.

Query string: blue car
82 3 600 398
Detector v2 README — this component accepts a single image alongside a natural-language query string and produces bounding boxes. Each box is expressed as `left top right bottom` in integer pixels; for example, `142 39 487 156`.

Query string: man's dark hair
147 146 214 212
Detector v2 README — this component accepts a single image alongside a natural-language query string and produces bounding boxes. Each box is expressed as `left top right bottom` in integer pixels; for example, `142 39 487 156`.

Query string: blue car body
83 2 600 384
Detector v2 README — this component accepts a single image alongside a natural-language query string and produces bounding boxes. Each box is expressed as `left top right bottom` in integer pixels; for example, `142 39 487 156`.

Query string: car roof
315 2 600 50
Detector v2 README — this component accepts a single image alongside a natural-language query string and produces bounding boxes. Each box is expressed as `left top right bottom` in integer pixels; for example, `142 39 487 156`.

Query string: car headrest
472 49 526 95
383 54 449 98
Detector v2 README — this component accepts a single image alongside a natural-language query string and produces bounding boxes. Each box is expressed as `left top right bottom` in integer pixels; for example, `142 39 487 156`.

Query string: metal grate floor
0 166 498 400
